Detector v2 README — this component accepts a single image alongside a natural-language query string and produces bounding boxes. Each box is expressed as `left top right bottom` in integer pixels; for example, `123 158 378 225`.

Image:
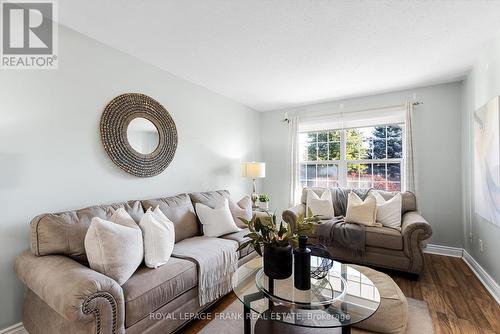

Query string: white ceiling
58 1 500 111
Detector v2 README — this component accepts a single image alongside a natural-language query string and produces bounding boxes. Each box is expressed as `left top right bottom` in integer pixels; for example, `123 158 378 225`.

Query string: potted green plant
237 209 319 279
258 194 270 210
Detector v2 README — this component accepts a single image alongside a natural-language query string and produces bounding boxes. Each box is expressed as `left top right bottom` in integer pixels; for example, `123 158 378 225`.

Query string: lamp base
251 178 258 209
251 193 258 209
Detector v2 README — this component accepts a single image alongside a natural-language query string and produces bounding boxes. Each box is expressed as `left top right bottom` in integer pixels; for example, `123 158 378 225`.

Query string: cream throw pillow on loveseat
371 190 402 230
84 208 143 285
345 192 380 226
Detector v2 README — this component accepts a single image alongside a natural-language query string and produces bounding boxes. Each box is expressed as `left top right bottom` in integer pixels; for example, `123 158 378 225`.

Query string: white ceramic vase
259 201 269 210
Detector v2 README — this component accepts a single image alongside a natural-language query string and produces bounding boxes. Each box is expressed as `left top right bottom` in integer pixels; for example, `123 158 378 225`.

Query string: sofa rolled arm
15 250 125 334
282 203 306 232
401 211 433 274
252 210 270 219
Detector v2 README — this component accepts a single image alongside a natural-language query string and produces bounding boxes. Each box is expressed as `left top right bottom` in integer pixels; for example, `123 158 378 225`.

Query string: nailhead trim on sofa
82 292 118 334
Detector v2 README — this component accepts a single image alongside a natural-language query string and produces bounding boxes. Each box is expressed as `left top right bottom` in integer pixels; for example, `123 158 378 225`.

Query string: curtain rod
282 100 423 123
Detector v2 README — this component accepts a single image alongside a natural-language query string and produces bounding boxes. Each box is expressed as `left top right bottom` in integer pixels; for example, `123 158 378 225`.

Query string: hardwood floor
389 254 500 334
181 254 500 334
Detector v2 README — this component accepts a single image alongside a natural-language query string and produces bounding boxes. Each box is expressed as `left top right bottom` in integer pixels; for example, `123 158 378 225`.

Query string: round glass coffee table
232 256 380 334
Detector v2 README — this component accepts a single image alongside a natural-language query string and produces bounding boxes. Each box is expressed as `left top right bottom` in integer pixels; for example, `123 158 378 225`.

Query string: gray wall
0 26 260 328
260 82 464 248
462 34 500 283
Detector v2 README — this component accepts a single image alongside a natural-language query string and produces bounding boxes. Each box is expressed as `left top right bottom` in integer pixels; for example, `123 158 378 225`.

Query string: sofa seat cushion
350 264 408 334
122 257 197 327
366 226 403 250
220 228 254 258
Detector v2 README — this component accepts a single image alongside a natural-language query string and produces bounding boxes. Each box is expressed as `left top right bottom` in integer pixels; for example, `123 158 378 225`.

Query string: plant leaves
237 240 253 251
238 217 250 226
278 222 287 238
244 232 260 240
307 207 314 218
260 216 272 227
255 243 262 256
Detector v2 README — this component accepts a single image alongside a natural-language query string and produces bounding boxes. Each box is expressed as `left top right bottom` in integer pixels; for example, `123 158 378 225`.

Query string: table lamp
242 162 266 209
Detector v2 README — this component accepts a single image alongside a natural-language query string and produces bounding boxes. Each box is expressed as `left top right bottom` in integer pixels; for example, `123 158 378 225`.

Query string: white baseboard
423 243 463 257
0 323 25 334
463 250 500 305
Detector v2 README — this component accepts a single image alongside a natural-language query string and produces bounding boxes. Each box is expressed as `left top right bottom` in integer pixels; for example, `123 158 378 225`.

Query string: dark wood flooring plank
410 280 423 300
421 283 457 318
473 296 500 333
434 257 459 288
432 311 453 334
448 314 479 334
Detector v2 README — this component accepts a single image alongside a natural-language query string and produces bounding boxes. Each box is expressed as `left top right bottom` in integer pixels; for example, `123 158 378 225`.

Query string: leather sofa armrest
15 250 125 334
282 204 306 232
401 211 433 274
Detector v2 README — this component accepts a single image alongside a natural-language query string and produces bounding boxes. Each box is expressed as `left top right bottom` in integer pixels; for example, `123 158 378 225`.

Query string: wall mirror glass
126 117 160 154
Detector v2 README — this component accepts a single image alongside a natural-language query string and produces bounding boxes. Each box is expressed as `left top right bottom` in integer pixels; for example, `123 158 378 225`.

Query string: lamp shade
242 162 266 178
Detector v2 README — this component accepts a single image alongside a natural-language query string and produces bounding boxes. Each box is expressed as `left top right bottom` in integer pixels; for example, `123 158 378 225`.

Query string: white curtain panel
288 115 300 207
405 101 417 198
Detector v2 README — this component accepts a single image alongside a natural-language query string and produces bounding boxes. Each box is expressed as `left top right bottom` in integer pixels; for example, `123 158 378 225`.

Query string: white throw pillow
110 207 142 230
229 195 253 228
139 207 175 269
85 208 143 285
371 191 402 230
306 189 335 219
196 197 241 237
345 192 380 227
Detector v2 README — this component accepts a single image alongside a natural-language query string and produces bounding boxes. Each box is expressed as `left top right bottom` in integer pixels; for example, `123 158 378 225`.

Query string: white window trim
299 123 405 190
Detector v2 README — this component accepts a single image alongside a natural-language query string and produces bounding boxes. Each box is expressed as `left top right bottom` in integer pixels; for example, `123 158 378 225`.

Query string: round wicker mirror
100 93 178 177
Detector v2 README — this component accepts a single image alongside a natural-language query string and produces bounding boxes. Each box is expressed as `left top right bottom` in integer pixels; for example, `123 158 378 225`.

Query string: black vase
263 244 292 279
294 236 311 290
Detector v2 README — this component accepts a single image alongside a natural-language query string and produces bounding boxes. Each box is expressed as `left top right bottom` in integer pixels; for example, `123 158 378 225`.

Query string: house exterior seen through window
299 124 404 191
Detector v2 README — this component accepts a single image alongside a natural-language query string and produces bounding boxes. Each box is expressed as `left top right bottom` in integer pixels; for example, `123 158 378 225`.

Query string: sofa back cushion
189 190 230 208
31 201 144 263
376 190 417 213
300 187 416 216
141 193 199 243
189 190 230 232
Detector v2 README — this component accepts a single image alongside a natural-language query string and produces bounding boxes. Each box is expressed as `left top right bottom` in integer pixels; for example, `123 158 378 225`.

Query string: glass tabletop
231 256 380 328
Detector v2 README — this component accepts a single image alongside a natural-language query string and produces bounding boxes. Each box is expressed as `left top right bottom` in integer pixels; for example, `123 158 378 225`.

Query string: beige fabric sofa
15 190 256 334
282 187 432 275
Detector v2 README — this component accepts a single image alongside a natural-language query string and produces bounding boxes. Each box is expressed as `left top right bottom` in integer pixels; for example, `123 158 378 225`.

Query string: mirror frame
100 93 178 177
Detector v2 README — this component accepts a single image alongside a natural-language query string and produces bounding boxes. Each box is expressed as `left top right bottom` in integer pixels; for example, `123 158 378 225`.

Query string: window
299 124 404 191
